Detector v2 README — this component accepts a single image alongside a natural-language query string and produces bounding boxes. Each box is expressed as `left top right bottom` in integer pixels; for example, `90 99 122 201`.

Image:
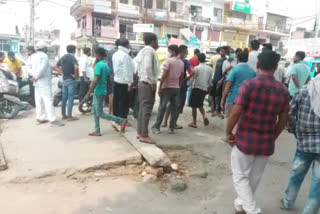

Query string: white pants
231 146 269 214
35 87 56 122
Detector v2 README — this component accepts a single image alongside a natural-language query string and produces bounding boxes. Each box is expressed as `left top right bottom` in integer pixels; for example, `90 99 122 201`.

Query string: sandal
139 137 156 144
204 118 210 126
88 132 102 136
188 123 198 128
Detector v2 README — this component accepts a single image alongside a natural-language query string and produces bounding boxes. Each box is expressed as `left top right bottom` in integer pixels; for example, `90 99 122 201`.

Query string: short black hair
198 53 206 63
250 40 260 50
237 52 249 63
143 33 157 45
216 47 221 54
115 39 121 47
295 51 306 61
83 47 91 55
235 48 242 55
194 49 200 55
179 45 188 53
257 51 280 72
118 38 130 48
168 45 179 55
8 51 15 57
27 46 35 53
67 45 76 54
0 52 5 58
95 47 107 58
243 48 249 54
263 43 273 51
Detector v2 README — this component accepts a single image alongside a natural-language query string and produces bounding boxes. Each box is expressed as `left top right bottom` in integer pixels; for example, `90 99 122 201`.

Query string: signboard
93 0 112 14
158 37 168 46
231 1 251 14
133 24 154 33
153 11 168 20
118 3 139 15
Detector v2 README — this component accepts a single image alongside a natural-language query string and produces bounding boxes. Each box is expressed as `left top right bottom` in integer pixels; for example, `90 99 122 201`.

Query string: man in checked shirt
226 51 290 214
281 75 320 214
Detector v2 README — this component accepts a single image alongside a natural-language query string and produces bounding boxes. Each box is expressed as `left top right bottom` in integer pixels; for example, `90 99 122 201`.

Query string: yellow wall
221 31 249 49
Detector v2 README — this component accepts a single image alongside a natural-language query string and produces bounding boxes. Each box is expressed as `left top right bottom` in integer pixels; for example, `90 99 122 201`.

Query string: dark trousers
113 82 130 119
137 82 155 137
153 88 180 130
211 80 223 112
79 76 89 102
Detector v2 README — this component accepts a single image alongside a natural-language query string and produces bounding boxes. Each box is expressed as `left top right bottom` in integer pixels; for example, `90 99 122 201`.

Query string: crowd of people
1 33 319 214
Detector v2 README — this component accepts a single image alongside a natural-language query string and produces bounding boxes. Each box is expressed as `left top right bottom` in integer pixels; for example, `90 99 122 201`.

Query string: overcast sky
0 0 318 34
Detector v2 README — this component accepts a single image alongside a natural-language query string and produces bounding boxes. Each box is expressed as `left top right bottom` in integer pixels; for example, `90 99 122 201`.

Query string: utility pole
29 0 35 46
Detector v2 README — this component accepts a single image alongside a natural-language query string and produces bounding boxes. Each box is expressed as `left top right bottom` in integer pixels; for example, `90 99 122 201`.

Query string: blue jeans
92 94 123 133
282 150 320 214
61 79 76 117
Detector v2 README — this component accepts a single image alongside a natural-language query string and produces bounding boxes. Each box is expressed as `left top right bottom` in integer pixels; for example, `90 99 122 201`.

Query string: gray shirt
192 63 213 92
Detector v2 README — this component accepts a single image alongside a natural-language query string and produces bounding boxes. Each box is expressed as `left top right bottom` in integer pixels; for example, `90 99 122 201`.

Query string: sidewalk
0 110 142 181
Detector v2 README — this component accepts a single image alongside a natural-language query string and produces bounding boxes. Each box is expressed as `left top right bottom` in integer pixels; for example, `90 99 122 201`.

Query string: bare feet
139 136 156 144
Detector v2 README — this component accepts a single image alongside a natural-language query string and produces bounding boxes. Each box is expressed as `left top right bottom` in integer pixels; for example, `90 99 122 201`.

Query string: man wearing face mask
222 48 237 78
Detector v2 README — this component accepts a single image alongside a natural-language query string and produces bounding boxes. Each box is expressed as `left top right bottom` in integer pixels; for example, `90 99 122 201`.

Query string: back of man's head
168 45 179 56
143 33 157 46
295 51 306 61
237 52 249 63
179 45 188 54
83 47 91 55
194 49 200 56
118 38 130 48
115 39 121 47
250 40 260 50
198 53 206 63
257 51 280 72
67 45 76 54
263 43 273 51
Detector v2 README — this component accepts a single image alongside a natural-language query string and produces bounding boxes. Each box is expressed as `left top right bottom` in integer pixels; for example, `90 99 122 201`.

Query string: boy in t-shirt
85 47 127 136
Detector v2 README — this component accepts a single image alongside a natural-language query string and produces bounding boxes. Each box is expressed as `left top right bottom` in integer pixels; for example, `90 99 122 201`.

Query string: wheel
53 96 61 107
0 100 20 119
78 95 93 114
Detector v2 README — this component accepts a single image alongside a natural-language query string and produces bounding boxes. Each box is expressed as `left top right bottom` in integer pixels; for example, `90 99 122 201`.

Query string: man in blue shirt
221 52 256 117
55 45 79 121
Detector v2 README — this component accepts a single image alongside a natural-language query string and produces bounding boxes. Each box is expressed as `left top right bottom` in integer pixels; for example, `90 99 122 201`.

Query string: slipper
188 123 198 128
139 137 156 144
175 125 183 129
88 132 102 136
204 118 210 126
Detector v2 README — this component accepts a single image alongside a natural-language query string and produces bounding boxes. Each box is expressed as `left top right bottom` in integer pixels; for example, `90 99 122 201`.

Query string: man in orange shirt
189 49 200 68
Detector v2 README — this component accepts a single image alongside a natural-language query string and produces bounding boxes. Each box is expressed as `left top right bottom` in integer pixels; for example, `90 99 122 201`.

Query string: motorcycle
53 78 92 114
0 69 30 119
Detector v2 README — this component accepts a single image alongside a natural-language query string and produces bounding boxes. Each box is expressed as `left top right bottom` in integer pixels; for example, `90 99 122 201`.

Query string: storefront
221 30 249 48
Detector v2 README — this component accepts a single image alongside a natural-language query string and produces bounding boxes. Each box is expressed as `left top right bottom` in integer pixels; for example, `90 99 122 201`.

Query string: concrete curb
0 142 8 171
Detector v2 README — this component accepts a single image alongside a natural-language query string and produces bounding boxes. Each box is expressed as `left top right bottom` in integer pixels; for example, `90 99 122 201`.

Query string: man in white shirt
112 38 135 121
135 33 160 144
248 40 260 72
79 47 91 102
31 41 63 127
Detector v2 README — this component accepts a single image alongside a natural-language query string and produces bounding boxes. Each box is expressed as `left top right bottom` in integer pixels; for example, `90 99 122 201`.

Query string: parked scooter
0 69 31 119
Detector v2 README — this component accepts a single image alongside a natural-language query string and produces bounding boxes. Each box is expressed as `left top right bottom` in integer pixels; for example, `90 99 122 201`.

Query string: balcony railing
264 23 291 34
93 26 118 38
169 12 189 21
75 28 92 38
120 32 137 41
191 15 211 23
223 16 258 30
70 0 91 15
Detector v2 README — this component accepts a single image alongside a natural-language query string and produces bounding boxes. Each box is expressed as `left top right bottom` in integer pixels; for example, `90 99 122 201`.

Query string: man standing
226 51 290 214
151 45 184 134
135 33 160 144
85 47 127 136
31 41 64 127
281 75 320 214
189 49 200 68
211 46 227 117
112 38 135 122
221 52 256 118
188 53 212 128
288 51 310 98
4 52 24 87
55 45 79 121
78 47 91 102
247 40 260 72
26 46 36 107
106 39 120 114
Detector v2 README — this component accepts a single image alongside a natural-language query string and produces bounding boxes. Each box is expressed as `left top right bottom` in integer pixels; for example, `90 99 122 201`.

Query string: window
213 8 222 23
145 0 153 9
77 16 86 29
229 11 251 20
0 39 10 52
170 1 183 13
156 0 166 9
133 0 141 6
120 0 128 4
